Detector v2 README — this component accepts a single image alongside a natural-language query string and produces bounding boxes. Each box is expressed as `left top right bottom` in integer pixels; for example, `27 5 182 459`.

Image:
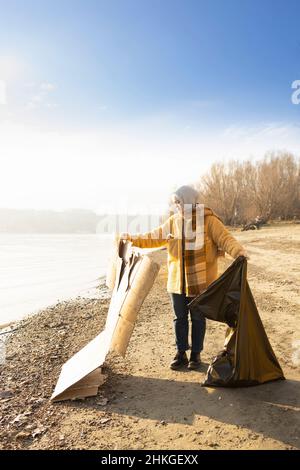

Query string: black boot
170 351 188 370
188 352 201 370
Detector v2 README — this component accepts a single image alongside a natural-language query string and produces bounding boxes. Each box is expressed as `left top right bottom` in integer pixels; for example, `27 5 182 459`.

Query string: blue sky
0 0 300 211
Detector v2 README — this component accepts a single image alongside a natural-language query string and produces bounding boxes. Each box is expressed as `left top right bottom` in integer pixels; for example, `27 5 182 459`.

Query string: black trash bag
188 256 285 387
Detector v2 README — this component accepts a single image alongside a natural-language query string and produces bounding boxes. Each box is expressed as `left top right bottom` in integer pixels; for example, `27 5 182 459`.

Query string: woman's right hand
238 249 250 260
119 232 131 241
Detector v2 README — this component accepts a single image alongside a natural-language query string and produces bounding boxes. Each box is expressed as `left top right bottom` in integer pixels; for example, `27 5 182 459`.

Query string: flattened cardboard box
51 241 160 402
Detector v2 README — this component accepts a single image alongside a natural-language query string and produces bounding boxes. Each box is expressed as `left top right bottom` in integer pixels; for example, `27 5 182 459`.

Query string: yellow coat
129 208 244 296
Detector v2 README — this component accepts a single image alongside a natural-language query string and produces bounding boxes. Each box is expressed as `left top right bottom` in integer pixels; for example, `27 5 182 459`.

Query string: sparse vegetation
197 151 300 225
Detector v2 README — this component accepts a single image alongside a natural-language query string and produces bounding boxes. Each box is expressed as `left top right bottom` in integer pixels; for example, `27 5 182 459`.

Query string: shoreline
0 275 110 332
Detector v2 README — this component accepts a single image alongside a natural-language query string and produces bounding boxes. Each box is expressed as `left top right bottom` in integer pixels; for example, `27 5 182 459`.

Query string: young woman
121 185 247 370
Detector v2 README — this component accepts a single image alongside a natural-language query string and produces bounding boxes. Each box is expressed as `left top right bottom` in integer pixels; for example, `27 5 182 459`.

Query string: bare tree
197 152 300 225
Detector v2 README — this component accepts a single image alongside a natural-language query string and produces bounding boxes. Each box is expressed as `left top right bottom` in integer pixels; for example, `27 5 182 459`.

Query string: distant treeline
0 209 163 234
0 209 100 233
197 151 300 225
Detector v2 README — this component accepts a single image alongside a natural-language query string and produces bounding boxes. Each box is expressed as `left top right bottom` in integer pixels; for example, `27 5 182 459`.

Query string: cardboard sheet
51 241 160 401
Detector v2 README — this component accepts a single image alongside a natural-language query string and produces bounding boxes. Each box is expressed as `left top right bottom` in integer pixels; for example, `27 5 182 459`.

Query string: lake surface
0 234 114 324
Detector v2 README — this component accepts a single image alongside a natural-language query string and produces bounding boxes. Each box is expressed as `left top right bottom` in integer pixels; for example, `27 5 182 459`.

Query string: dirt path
1 224 299 449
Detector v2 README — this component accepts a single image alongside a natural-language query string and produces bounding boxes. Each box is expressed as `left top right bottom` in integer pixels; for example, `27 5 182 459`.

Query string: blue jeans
170 293 206 353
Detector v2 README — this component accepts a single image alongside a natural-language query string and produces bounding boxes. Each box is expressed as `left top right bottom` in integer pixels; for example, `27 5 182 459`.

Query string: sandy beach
0 223 299 450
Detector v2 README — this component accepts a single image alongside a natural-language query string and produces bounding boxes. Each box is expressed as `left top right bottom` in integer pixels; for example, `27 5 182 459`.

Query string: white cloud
25 81 57 110
46 103 59 109
221 122 300 158
0 119 299 212
40 82 56 92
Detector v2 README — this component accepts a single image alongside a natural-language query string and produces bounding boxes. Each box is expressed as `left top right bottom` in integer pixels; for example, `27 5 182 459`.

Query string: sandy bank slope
0 224 299 450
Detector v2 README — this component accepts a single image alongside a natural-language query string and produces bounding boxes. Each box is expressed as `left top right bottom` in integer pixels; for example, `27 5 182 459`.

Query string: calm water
0 234 114 324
